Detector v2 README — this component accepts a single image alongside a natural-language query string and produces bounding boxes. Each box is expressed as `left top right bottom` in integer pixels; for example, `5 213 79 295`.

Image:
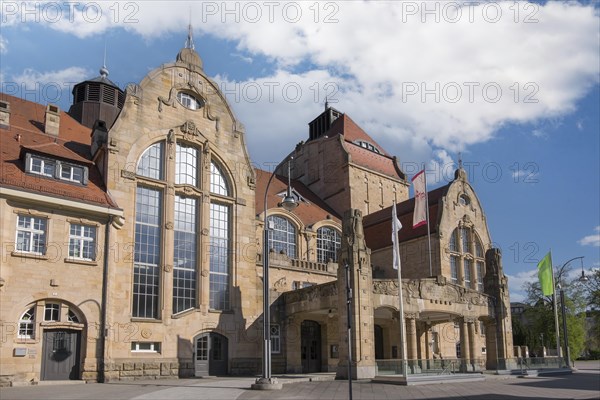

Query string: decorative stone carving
165 222 173 230
111 215 125 230
158 88 178 112
373 280 399 296
164 264 172 272
201 269 209 277
126 83 142 98
121 170 136 180
140 329 152 339
273 277 287 291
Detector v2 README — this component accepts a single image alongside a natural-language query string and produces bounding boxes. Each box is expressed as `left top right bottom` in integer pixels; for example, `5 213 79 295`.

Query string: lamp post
252 157 298 391
557 256 585 368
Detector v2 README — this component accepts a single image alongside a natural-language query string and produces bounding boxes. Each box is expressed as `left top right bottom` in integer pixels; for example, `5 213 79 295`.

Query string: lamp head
579 270 589 282
280 193 298 211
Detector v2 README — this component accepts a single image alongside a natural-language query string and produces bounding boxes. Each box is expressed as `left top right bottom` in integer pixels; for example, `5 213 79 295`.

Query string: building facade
0 38 513 386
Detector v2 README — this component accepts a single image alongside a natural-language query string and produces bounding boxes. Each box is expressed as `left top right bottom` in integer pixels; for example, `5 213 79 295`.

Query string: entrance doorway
194 332 228 376
301 320 321 373
41 329 81 380
374 324 384 359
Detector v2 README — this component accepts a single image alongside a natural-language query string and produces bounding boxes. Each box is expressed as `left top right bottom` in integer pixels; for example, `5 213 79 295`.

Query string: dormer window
25 154 88 185
30 156 55 177
60 164 84 183
177 91 203 110
354 140 381 154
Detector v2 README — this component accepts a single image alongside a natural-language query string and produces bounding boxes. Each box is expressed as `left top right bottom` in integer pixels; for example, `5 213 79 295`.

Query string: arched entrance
301 320 321 373
194 332 228 376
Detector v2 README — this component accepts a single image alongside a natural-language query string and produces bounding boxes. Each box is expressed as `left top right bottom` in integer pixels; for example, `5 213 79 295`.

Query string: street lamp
557 256 585 368
252 157 298 391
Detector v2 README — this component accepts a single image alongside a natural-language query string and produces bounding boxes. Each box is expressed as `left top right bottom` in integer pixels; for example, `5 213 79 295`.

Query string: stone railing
257 251 337 275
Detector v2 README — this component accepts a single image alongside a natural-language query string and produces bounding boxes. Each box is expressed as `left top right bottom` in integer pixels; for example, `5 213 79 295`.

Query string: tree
520 262 587 362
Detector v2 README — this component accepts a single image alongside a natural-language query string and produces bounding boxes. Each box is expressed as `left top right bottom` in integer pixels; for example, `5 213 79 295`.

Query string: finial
185 19 195 50
325 96 329 111
458 151 463 169
100 39 109 77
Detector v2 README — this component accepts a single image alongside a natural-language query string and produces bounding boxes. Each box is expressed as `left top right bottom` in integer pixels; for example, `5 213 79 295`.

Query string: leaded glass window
450 256 459 284
209 203 230 310
137 142 164 180
173 196 197 314
210 162 229 196
317 226 341 263
464 258 472 286
175 144 198 186
133 186 161 318
267 215 296 258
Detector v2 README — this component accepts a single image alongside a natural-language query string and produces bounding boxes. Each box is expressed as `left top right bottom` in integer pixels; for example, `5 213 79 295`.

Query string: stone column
336 210 376 380
460 318 470 372
468 319 477 371
406 314 420 373
285 316 302 373
424 326 431 369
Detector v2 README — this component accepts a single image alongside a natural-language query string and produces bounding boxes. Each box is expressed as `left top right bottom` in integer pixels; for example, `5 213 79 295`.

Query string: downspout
99 218 111 383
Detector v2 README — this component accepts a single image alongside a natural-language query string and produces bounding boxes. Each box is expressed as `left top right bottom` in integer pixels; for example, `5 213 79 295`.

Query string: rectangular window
30 156 55 177
133 187 161 319
461 228 471 253
464 258 472 286
131 342 161 353
477 261 484 291
480 321 486 336
60 164 84 183
450 256 459 283
16 215 47 254
209 203 230 310
173 196 197 314
44 303 60 321
69 224 96 260
271 324 281 354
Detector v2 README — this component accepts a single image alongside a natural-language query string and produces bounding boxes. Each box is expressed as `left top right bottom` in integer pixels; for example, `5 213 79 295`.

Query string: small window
137 142 164 180
271 324 281 354
18 308 35 339
131 342 161 353
30 156 55 177
177 92 203 110
44 303 60 321
67 310 80 323
459 194 470 206
60 164 84 183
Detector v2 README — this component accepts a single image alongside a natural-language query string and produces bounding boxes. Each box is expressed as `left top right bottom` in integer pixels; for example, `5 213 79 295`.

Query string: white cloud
10 67 91 105
427 149 456 185
0 35 7 54
506 269 537 303
3 1 599 164
511 169 539 182
578 226 600 247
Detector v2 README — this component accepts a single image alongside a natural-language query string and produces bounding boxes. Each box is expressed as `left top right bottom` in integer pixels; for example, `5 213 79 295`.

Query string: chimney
91 120 108 157
0 100 10 129
44 104 60 136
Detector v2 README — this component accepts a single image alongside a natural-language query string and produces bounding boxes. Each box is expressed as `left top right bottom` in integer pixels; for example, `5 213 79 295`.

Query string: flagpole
551 255 562 362
393 193 408 378
423 163 433 277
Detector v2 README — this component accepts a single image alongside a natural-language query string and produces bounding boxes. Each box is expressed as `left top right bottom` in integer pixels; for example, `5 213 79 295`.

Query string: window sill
208 309 233 314
64 258 98 266
171 308 197 319
11 251 48 261
130 318 163 323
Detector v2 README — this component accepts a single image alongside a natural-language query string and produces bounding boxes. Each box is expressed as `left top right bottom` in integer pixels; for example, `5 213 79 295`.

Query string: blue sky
1 1 599 301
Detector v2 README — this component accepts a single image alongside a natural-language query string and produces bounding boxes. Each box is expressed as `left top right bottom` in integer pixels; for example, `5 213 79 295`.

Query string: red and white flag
412 170 427 228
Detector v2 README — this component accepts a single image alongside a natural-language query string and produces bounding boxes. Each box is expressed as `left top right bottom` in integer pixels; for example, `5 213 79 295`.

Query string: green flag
537 251 554 296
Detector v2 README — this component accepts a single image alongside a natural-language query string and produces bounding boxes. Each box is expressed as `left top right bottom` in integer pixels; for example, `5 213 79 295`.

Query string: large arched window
448 226 485 291
134 140 205 317
137 142 163 180
209 161 232 310
317 226 341 263
267 215 297 258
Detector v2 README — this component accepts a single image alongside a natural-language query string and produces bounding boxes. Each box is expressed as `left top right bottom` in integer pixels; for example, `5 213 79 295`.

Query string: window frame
15 215 47 255
317 226 341 263
267 215 297 258
68 223 97 261
18 307 35 339
177 91 203 110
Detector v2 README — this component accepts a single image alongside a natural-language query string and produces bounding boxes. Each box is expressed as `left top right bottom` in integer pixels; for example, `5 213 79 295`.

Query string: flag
392 203 402 270
412 170 427 228
537 251 554 296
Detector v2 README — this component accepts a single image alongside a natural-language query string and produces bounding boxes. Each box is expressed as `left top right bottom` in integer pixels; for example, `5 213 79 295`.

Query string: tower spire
185 8 195 50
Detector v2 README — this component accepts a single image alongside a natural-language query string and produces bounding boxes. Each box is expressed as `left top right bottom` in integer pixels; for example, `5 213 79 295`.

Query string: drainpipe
99 218 111 383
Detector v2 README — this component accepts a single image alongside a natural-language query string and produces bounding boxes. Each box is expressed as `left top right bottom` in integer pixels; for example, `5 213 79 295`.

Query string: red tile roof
363 185 450 250
0 93 119 208
255 168 341 226
345 142 401 178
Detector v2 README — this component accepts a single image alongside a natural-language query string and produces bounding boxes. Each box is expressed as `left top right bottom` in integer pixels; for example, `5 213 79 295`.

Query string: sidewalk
1 366 598 400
